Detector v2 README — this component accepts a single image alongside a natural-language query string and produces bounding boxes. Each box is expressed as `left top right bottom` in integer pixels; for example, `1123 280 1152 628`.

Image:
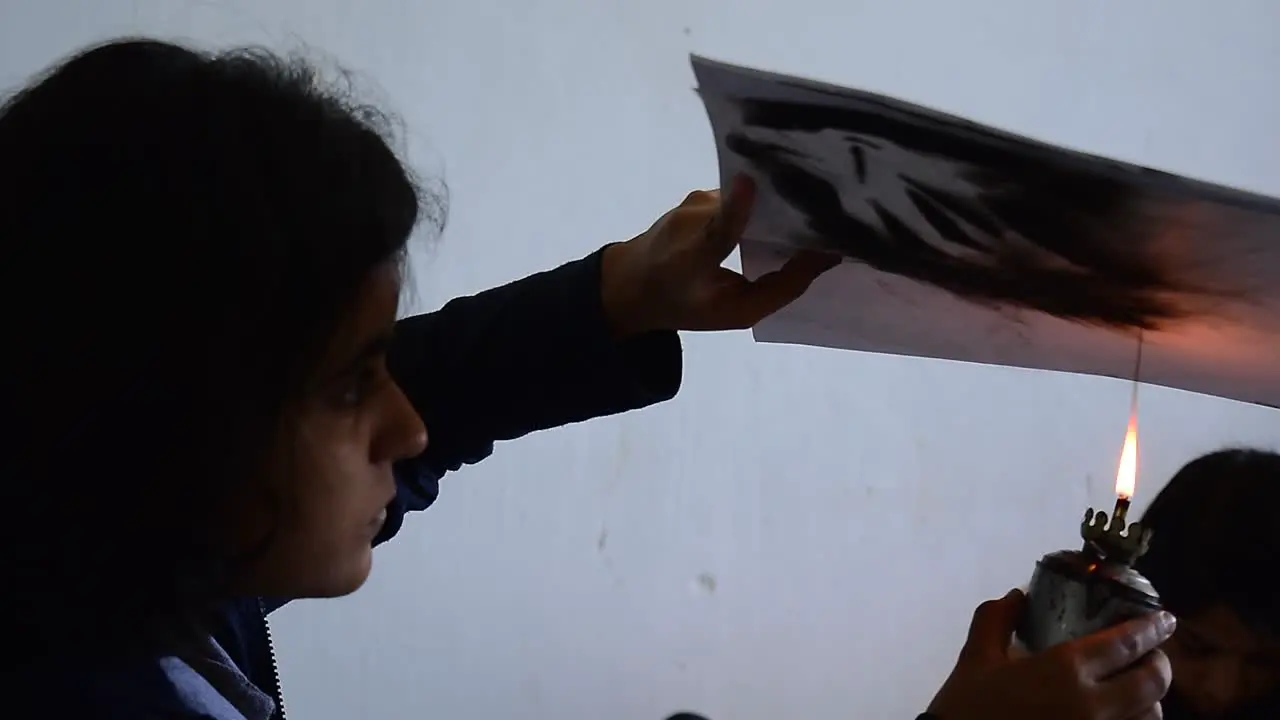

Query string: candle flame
1115 412 1138 499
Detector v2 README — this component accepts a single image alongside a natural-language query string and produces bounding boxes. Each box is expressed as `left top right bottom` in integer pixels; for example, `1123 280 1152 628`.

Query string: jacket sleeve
374 246 683 546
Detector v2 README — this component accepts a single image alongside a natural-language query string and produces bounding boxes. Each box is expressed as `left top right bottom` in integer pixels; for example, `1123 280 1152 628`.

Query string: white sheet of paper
692 55 1280 409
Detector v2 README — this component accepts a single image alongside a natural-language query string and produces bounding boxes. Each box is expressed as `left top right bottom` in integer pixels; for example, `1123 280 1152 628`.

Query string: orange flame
1115 412 1138 499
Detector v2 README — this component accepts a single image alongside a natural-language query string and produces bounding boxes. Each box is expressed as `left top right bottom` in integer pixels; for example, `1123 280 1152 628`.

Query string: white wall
4 1 1278 718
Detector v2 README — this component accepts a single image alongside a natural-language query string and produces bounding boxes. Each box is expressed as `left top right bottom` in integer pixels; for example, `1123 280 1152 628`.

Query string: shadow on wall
725 96 1251 333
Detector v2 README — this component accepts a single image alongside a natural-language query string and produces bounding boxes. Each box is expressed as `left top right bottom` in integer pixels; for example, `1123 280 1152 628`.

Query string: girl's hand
601 174 839 338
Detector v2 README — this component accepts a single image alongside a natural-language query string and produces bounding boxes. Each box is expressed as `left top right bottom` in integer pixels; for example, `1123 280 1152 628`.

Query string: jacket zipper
257 598 289 720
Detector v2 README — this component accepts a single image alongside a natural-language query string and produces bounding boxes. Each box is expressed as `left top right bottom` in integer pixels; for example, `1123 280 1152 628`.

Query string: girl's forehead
318 265 402 361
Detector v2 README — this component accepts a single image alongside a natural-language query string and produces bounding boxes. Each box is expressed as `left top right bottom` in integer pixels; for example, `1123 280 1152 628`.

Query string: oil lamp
1016 409 1162 652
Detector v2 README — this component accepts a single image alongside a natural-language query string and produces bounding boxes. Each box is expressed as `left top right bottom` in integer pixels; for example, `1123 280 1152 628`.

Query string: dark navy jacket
53 249 684 718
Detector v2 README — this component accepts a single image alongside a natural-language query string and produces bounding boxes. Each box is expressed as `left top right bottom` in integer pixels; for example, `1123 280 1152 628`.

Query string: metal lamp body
1017 548 1161 653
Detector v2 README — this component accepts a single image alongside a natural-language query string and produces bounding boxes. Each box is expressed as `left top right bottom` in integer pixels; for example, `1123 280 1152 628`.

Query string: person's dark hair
0 38 443 659
1137 447 1280 637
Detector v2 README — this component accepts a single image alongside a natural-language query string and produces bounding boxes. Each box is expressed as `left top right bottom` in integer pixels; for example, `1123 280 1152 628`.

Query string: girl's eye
337 366 382 408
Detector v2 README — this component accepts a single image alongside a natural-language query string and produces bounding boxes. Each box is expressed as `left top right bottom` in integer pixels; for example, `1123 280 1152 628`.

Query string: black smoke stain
724 97 1238 331
850 143 867 184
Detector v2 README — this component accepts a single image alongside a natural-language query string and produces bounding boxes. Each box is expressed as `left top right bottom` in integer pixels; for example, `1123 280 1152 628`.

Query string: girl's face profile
227 263 428 599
